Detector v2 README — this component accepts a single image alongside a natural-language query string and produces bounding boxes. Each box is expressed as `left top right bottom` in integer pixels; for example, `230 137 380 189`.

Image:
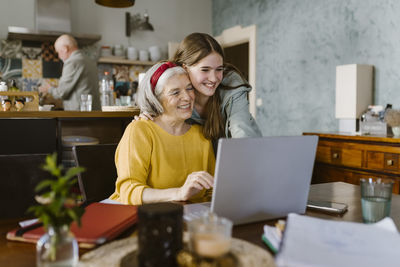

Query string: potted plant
384 109 400 136
29 153 85 267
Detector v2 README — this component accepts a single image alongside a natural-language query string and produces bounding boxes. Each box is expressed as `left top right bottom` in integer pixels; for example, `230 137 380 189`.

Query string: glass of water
360 177 393 223
80 94 92 111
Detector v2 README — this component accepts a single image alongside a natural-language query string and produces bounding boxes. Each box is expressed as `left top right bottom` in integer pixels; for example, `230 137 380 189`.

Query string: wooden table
2 182 399 266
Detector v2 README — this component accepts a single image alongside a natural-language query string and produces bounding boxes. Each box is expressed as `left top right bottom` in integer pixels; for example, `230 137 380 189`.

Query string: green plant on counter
28 153 85 231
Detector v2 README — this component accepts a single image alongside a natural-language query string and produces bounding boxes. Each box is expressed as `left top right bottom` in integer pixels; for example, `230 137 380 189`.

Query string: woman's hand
133 112 155 122
178 171 214 201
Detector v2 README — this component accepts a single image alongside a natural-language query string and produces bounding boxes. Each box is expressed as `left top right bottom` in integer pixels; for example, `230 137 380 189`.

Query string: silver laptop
184 135 318 225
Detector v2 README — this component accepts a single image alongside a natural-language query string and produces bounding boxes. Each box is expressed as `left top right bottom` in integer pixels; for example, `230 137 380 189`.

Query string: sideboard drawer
366 151 399 171
316 145 362 168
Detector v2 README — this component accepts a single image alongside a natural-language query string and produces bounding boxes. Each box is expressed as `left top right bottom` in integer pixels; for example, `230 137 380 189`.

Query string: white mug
139 50 149 62
149 46 161 62
127 46 138 60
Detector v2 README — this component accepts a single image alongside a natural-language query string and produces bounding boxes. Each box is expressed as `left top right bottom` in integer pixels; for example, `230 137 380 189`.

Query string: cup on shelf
100 46 112 57
113 44 124 57
360 177 393 223
148 45 161 62
139 50 149 62
127 46 138 60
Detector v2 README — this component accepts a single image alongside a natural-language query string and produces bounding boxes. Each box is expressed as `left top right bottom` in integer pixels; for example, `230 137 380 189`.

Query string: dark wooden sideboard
304 132 400 193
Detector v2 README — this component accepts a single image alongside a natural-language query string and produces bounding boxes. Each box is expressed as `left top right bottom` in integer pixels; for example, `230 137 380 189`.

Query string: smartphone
307 200 348 214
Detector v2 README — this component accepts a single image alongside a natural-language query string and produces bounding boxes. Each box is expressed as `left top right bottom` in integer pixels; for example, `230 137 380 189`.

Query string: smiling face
184 52 223 98
159 73 195 122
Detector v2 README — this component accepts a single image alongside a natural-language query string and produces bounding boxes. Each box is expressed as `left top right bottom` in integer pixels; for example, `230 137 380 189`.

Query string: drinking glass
119 96 131 106
360 177 393 223
188 213 232 260
80 94 92 111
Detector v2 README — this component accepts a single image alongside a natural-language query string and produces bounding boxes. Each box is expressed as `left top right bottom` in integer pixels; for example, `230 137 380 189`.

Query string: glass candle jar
138 202 183 267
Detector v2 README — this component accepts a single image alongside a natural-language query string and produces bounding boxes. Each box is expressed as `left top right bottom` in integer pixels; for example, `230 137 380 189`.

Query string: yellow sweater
109 120 215 205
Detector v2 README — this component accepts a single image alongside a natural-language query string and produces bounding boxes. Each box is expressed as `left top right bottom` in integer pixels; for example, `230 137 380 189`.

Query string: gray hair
137 62 187 116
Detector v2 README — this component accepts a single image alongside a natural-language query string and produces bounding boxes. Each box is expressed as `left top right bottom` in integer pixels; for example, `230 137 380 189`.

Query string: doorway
215 25 257 117
224 42 249 81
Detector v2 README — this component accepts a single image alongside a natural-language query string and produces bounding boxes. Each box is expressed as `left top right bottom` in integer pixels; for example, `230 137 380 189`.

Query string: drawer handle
332 153 339 159
387 160 394 166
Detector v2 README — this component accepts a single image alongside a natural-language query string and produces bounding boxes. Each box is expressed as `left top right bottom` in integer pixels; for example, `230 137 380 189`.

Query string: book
262 226 281 254
7 202 138 248
275 213 400 267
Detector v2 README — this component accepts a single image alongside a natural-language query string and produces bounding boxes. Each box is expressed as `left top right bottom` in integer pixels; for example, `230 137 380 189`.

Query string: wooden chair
72 144 118 203
0 154 53 218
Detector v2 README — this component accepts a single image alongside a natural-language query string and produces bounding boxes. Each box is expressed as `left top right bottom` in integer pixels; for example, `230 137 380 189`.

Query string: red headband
150 62 177 93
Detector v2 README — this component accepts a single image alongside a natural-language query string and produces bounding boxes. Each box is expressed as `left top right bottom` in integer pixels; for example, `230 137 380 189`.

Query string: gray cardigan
49 50 101 111
191 71 262 138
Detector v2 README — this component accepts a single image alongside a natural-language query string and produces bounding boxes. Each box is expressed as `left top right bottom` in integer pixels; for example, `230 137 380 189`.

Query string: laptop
184 135 318 225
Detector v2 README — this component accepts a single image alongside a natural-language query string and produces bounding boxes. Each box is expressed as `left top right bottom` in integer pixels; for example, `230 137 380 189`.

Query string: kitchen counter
0 110 139 156
0 110 140 118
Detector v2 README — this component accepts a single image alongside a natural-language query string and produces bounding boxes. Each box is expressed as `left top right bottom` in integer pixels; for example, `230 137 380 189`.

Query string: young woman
110 62 215 205
173 32 262 140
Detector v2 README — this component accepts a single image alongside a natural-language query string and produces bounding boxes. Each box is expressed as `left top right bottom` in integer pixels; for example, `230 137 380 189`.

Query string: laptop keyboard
183 202 211 221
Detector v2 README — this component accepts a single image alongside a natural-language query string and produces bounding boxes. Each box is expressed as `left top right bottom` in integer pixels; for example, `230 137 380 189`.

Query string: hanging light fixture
125 11 154 37
95 0 135 8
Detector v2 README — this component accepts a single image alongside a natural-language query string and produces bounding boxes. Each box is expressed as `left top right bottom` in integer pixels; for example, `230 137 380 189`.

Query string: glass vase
36 225 79 267
392 126 400 137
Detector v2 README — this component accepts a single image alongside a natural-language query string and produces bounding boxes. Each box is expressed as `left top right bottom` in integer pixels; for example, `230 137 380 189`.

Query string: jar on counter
0 81 8 91
100 78 114 107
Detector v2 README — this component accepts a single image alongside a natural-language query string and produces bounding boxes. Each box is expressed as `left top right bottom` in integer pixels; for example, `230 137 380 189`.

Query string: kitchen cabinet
303 132 400 193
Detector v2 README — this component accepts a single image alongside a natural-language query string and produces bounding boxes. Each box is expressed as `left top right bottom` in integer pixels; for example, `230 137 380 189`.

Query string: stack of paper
275 213 400 267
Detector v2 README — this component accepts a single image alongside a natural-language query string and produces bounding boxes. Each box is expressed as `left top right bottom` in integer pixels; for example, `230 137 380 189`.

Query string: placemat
78 233 276 267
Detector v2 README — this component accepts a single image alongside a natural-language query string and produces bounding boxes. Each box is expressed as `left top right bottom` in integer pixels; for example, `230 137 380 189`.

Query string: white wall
0 0 212 57
0 0 35 37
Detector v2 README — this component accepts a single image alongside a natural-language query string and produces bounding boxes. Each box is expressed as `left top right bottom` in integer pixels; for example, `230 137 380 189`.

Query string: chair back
72 143 118 203
0 154 52 218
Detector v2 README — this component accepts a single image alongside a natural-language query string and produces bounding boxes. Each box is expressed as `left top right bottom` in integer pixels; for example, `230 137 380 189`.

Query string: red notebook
7 203 138 248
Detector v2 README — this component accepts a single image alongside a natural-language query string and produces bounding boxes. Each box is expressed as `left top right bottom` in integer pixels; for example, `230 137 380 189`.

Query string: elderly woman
109 62 215 205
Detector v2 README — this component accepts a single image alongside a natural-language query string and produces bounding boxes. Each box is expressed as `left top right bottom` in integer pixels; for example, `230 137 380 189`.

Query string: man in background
39 34 101 111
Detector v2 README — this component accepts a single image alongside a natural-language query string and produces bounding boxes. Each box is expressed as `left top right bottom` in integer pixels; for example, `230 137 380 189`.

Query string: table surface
2 182 399 266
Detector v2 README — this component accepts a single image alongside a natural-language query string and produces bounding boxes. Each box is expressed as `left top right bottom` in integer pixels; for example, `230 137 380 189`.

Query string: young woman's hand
178 171 214 201
133 112 155 122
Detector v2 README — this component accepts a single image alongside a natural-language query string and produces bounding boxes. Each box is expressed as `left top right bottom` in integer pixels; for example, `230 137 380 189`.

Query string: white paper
19 218 39 228
276 213 400 267
99 198 123 205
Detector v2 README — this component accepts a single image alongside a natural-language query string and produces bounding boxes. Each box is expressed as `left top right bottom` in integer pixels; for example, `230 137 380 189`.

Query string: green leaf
64 166 85 180
35 180 54 192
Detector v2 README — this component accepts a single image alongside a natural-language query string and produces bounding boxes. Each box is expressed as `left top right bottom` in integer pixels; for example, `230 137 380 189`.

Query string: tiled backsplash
0 39 149 92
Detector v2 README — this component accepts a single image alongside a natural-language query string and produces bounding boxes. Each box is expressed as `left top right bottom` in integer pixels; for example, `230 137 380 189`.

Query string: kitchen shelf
7 26 101 46
98 57 155 66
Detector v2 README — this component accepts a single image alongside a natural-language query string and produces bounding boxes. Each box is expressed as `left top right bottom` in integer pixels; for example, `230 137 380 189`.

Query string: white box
335 64 373 119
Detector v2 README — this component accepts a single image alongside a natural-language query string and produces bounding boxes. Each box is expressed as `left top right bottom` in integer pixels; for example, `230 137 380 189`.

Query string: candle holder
138 202 183 267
